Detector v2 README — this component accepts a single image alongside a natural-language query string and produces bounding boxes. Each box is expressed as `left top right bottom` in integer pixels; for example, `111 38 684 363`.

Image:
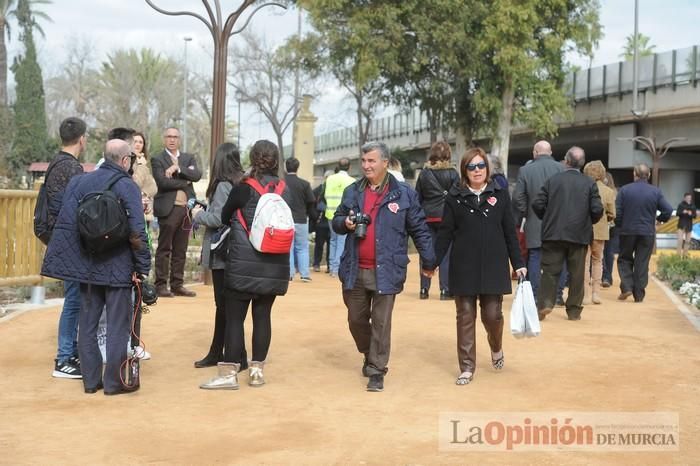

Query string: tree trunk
355 92 365 157
210 34 229 171
276 129 285 176
490 82 515 178
0 18 7 107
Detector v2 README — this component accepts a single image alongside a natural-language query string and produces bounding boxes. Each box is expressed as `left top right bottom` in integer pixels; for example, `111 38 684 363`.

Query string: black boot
420 288 429 300
194 352 221 368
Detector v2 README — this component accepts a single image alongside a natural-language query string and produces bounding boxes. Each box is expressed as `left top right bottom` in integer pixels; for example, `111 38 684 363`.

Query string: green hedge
656 255 700 290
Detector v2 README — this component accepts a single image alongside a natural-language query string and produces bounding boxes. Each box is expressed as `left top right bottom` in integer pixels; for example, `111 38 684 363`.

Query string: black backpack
33 159 70 245
77 173 130 254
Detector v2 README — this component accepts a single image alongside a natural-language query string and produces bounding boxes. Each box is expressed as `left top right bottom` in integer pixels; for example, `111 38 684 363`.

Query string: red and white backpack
236 178 294 254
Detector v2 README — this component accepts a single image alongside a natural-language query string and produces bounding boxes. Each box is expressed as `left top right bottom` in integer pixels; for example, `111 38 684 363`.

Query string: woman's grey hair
361 141 390 161
487 154 503 175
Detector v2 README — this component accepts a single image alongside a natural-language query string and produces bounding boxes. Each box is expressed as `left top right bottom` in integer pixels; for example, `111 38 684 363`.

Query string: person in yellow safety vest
324 157 355 277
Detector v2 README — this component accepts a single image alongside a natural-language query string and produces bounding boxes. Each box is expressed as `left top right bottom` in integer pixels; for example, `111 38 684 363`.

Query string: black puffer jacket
221 175 290 296
414 161 459 222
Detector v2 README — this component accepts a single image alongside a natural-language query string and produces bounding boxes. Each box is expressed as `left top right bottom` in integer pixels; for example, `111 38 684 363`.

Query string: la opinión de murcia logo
439 412 679 452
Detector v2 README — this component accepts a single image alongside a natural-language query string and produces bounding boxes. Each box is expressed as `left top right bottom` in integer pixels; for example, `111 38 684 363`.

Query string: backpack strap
105 172 128 191
44 157 74 184
244 177 285 195
236 209 249 234
244 178 266 195
273 180 286 195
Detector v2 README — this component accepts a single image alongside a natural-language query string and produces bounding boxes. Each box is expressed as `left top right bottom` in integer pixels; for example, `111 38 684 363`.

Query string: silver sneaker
199 362 240 390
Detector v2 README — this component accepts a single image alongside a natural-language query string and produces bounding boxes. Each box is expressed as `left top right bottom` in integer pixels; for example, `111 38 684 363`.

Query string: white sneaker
134 346 151 360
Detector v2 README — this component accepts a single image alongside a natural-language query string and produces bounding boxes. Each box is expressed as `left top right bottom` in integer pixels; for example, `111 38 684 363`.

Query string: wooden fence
0 189 46 287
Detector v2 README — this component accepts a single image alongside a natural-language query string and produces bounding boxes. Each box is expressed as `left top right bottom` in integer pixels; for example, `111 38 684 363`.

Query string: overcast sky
8 0 700 150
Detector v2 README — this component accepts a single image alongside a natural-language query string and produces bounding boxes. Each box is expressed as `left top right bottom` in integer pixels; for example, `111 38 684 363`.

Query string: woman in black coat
199 140 290 391
415 141 459 300
191 142 244 369
433 147 526 385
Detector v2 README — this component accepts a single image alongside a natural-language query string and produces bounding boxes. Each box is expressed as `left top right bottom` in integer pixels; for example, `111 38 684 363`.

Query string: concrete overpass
311 44 700 203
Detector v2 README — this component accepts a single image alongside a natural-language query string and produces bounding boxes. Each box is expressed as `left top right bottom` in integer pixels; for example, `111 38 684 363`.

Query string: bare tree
144 0 289 168
228 30 316 165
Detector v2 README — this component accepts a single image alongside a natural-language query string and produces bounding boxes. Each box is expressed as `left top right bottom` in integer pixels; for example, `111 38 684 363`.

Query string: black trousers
539 241 587 318
78 284 132 392
155 205 191 289
206 269 238 359
313 225 331 268
617 234 655 301
224 291 275 365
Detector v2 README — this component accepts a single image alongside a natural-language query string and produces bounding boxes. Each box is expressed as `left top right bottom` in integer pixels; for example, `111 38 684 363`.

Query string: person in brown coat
583 161 616 305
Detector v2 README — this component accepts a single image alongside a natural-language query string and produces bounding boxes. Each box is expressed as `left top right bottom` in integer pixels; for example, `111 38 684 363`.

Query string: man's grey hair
163 126 180 136
634 163 650 180
564 146 585 170
104 139 131 164
361 141 390 161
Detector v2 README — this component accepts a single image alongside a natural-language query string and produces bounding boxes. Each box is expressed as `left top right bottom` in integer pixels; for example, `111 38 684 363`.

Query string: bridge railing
315 44 700 155
0 189 46 287
567 45 698 101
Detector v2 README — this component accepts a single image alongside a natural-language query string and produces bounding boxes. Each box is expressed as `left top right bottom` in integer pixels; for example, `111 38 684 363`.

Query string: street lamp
235 90 242 148
617 136 687 186
183 36 193 151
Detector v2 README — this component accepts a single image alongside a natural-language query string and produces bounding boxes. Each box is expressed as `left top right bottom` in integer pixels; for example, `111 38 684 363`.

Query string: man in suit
151 127 202 297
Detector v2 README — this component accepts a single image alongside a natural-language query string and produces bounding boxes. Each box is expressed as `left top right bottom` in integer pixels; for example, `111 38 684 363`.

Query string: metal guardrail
0 189 46 287
314 45 700 154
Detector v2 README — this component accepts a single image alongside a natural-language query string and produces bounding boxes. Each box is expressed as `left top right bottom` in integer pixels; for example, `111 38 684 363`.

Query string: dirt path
1 256 699 465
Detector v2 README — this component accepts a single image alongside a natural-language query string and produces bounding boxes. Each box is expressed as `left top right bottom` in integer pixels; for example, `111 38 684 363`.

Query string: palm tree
0 0 51 106
620 33 656 61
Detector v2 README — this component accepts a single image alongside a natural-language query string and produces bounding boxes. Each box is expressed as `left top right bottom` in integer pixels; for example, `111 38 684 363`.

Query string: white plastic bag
510 282 527 338
521 281 541 337
510 280 540 338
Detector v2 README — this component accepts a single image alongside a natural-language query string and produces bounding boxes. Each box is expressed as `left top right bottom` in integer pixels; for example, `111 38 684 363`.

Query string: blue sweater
615 179 673 236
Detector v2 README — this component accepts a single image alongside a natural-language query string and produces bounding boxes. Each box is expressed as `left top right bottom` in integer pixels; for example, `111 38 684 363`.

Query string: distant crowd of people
39 115 692 394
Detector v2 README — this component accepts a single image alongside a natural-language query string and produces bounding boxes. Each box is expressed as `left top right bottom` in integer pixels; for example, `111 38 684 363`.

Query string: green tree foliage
620 33 656 60
298 0 600 170
10 0 48 178
298 0 402 153
475 0 602 169
0 0 51 107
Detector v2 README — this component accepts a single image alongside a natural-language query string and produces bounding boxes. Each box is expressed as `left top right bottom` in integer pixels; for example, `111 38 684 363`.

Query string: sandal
456 371 473 385
491 351 504 371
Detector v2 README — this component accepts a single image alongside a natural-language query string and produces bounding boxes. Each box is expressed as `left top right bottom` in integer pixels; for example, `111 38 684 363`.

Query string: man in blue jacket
42 140 151 395
333 141 435 392
615 164 672 303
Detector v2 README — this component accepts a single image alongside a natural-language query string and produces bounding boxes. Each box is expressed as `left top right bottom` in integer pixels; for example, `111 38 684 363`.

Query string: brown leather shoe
172 286 196 297
156 286 174 298
617 291 632 301
538 308 552 321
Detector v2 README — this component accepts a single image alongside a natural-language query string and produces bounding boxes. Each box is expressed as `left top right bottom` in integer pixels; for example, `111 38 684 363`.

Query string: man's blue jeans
290 223 311 279
527 247 541 299
329 221 347 276
56 280 80 363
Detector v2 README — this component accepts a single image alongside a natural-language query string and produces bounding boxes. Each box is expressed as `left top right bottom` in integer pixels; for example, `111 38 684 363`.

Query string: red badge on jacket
388 202 399 214
487 196 497 206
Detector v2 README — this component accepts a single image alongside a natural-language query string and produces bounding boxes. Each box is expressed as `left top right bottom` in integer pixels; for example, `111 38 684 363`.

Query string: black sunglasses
466 162 487 171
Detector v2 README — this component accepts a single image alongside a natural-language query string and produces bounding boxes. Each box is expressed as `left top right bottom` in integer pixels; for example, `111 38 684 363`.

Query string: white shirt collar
166 148 180 158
